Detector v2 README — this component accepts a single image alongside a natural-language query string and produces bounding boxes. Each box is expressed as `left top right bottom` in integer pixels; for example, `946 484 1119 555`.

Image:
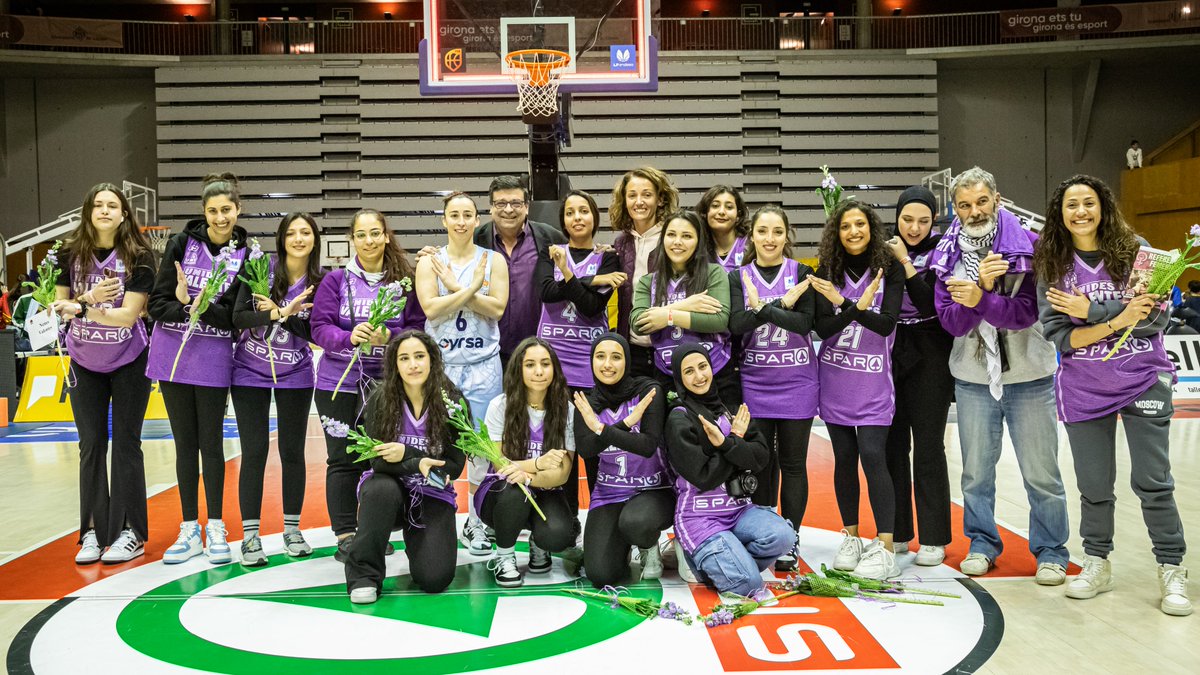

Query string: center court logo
13 530 1002 673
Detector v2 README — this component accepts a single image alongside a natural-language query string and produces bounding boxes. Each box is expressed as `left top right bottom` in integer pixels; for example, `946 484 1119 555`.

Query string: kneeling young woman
345 330 466 604
574 333 674 587
477 337 579 588
666 344 795 602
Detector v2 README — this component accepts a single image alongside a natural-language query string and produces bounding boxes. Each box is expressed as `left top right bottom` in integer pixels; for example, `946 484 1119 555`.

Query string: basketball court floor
1 407 1195 674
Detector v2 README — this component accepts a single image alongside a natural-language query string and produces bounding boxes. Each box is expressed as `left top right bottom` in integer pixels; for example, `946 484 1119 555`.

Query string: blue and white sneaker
163 522 203 564
205 520 233 564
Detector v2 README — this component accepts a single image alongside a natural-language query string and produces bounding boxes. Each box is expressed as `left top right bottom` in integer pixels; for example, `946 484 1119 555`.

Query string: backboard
420 0 657 95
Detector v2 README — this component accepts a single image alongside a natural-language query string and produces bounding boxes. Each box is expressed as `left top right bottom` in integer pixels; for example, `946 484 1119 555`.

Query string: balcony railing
1 3 1196 58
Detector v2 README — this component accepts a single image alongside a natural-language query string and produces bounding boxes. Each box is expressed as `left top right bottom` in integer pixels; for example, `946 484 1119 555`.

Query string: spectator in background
0 284 10 330
1181 280 1200 333
1126 141 1143 169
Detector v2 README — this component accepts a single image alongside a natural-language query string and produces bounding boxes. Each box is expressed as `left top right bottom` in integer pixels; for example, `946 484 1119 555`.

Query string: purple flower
1190 224 1200 238
821 175 837 190
215 240 238 267
320 415 350 438
248 238 264 260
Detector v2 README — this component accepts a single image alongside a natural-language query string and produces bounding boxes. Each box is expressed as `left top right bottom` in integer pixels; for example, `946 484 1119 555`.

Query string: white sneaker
892 540 911 554
1158 564 1192 616
350 586 378 605
282 530 313 557
75 529 102 565
959 552 992 576
914 545 946 567
461 518 492 556
675 540 698 583
1066 555 1113 599
1036 562 1067 586
163 522 203 564
205 521 233 564
853 540 901 580
488 552 523 587
101 529 144 564
639 545 663 580
833 530 864 571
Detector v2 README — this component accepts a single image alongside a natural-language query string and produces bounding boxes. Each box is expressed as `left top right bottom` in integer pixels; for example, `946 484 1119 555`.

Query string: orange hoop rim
504 49 571 87
139 225 171 231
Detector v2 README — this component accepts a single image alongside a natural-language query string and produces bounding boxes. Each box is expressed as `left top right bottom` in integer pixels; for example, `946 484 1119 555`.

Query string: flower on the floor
562 586 694 624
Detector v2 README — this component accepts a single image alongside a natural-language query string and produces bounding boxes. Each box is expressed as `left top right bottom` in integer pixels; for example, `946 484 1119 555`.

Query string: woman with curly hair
610 167 680 374
1034 175 1189 616
344 330 467 603
477 337 578 588
697 185 750 272
811 200 905 580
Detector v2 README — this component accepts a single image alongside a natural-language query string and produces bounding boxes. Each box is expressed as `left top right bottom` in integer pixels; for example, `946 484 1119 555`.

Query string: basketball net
141 226 171 254
505 49 571 119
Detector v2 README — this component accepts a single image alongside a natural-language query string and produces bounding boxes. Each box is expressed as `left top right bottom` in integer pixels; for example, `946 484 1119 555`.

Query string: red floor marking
0 419 1069 600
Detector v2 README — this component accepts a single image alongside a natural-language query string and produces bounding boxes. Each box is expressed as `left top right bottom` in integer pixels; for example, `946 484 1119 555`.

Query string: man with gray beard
928 167 1070 584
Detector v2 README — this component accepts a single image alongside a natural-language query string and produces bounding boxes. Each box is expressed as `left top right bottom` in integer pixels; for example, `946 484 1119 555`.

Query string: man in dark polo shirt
473 175 568 366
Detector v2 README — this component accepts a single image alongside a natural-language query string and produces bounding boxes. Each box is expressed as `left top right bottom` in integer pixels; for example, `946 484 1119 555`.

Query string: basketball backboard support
420 0 657 95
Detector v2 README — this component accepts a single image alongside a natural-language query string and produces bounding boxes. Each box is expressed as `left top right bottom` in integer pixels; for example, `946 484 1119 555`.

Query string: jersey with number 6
817 270 895 426
738 259 818 419
426 246 499 366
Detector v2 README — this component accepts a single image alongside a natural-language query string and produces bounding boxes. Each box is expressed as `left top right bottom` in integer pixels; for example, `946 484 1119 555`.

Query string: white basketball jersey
427 246 501 366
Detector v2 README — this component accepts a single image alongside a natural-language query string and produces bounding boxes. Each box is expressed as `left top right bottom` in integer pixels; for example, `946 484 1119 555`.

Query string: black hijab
893 185 940 255
586 332 658 413
669 342 726 424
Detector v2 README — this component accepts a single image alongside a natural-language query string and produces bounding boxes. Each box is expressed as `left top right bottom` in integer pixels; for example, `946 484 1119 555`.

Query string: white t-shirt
484 394 576 454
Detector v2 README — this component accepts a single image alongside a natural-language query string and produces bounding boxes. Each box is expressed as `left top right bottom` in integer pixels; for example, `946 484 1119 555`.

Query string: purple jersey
473 417 555 515
232 265 314 389
146 237 245 387
715 236 749 273
589 394 673 509
650 275 731 375
817 271 895 426
537 249 610 388
672 413 752 554
898 249 937 324
314 270 407 392
1054 254 1175 423
397 405 458 507
738 260 818 419
66 250 148 374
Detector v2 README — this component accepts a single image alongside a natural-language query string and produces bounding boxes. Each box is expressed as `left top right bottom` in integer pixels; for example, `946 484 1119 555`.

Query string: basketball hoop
141 225 172 255
505 49 571 120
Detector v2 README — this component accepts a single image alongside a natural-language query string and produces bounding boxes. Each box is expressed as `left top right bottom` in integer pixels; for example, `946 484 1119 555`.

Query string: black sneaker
488 552 523 587
775 545 799 572
528 542 552 574
334 535 355 563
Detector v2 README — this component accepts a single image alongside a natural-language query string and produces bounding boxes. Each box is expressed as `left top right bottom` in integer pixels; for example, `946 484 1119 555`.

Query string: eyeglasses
352 229 386 242
492 200 526 211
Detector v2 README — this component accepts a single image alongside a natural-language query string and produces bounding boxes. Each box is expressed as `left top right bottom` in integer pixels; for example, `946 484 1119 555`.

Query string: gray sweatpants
1064 374 1185 565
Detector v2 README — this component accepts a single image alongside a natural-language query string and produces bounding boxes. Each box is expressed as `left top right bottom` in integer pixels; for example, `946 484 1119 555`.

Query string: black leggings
480 484 577 551
886 347 954 545
70 350 152 544
827 423 894 535
583 490 675 588
749 418 814 529
160 380 230 522
346 474 457 594
314 388 365 537
231 385 313 522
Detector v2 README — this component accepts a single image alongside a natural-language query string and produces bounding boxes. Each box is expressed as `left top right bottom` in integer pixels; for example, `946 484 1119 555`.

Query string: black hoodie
149 218 249 330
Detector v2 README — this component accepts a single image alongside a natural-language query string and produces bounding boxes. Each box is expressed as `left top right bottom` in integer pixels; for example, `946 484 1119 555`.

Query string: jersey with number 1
738 259 817 419
427 246 499 366
817 270 895 426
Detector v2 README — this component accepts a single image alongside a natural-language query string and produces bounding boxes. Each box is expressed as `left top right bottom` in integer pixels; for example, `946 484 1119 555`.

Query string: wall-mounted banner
1000 3 1197 38
0 15 124 49
1165 334 1200 400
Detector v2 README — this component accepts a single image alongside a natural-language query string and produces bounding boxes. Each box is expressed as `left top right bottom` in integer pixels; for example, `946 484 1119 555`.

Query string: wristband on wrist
667 309 674 327
1106 319 1117 332
900 256 912 266
78 301 89 318
524 476 533 488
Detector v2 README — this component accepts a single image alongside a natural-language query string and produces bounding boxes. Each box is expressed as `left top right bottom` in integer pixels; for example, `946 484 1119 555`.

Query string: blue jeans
690 506 796 596
956 376 1069 566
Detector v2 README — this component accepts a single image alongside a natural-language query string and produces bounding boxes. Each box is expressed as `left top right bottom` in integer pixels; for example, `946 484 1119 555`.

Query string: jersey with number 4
427 246 499 366
537 249 609 388
739 260 817 419
817 270 895 426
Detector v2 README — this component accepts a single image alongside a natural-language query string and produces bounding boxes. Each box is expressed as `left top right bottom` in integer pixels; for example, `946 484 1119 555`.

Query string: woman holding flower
812 200 905 581
573 333 673 587
52 183 156 564
1034 175 1189 616
147 172 248 565
415 192 508 556
665 343 794 603
344 330 467 603
476 337 577 588
229 213 324 566
630 210 737 405
312 209 424 562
